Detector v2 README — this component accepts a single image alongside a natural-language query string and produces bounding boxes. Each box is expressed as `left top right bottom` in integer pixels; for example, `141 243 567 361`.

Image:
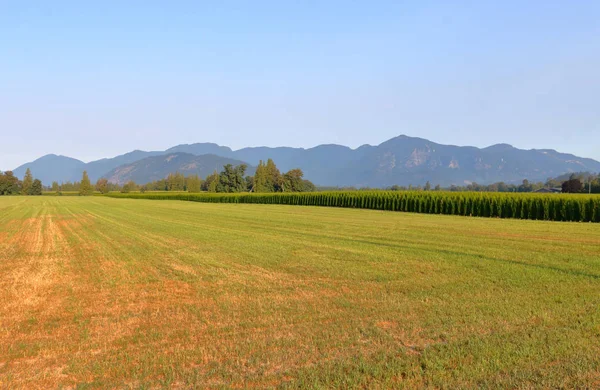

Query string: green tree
302 179 316 192
253 160 268 192
518 179 532 193
167 172 185 191
0 171 22 195
424 181 431 191
253 159 284 192
282 169 308 192
95 178 109 194
265 159 282 192
51 181 60 193
121 180 137 193
31 179 42 195
204 171 219 193
217 164 247 193
245 176 254 192
79 171 93 196
186 174 202 193
562 178 583 193
22 168 33 195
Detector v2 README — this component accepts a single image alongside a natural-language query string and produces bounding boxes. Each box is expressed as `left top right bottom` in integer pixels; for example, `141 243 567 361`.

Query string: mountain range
11 135 600 187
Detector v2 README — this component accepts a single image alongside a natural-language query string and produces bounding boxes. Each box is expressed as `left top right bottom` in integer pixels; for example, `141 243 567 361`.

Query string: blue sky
1 1 599 170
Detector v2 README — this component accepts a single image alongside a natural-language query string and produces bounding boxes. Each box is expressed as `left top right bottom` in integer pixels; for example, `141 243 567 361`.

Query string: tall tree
204 171 219 193
51 181 60 193
245 175 254 192
265 159 282 192
253 159 283 193
79 171 93 196
167 172 185 191
31 179 42 195
253 160 268 192
282 169 305 192
22 168 33 195
186 174 202 193
217 164 247 193
0 171 22 195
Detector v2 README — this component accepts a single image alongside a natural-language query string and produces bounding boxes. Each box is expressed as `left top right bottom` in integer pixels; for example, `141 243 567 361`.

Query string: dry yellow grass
0 196 599 388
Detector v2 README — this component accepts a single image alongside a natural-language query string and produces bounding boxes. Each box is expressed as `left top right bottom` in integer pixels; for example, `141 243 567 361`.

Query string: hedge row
105 191 600 223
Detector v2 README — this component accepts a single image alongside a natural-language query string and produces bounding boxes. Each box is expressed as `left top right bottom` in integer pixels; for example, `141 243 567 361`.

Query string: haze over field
2 1 600 170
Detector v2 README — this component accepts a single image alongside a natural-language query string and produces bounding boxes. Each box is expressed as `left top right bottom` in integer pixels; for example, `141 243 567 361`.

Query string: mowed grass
0 197 599 388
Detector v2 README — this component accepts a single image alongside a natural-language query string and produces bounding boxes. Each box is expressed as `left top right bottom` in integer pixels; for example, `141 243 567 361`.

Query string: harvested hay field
1 197 599 388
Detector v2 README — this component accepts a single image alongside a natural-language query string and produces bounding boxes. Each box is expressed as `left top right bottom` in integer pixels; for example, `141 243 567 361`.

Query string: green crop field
1 197 599 388
107 191 600 223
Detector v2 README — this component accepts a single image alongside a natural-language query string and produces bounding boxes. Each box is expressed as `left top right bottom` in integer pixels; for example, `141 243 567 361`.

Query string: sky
1 0 599 170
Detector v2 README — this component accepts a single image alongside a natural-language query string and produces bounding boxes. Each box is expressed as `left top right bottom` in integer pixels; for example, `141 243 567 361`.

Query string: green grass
1 196 599 388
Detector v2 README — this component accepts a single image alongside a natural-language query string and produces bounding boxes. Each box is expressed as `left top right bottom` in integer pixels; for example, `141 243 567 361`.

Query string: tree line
47 159 316 195
0 169 42 195
107 190 600 223
10 164 597 197
331 173 600 194
127 159 315 194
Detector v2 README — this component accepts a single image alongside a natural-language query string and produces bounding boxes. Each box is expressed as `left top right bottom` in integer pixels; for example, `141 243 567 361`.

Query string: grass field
1 197 599 388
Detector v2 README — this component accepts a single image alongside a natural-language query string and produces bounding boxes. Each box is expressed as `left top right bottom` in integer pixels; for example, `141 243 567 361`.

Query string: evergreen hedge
105 191 600 223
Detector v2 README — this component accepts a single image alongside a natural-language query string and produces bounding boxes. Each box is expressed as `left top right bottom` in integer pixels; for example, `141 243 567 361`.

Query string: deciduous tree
0 171 21 195
217 164 247 193
202 171 219 192
186 174 202 193
121 180 137 193
282 169 305 192
562 178 583 193
96 178 109 194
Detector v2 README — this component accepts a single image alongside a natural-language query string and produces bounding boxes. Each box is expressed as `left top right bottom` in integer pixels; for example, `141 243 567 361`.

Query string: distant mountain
12 135 600 187
331 135 600 187
103 153 255 185
13 154 86 184
166 143 235 157
171 136 600 187
84 150 165 180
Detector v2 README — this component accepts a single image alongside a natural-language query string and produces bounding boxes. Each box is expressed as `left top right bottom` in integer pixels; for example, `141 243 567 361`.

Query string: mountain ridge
103 153 255 185
11 135 600 187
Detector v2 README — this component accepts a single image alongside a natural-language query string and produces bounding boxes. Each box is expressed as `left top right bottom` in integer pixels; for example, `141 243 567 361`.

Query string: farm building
534 187 562 194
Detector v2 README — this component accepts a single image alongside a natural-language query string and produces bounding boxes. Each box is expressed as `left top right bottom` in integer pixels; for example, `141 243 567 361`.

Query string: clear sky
1 1 599 170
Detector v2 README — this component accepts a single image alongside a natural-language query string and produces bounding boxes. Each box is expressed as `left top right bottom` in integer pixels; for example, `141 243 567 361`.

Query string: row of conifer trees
106 190 600 222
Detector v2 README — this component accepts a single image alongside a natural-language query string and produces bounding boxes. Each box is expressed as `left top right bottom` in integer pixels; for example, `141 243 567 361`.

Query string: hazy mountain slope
166 143 234 157
12 135 600 187
334 135 600 187
102 153 255 185
12 154 86 184
85 150 165 181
